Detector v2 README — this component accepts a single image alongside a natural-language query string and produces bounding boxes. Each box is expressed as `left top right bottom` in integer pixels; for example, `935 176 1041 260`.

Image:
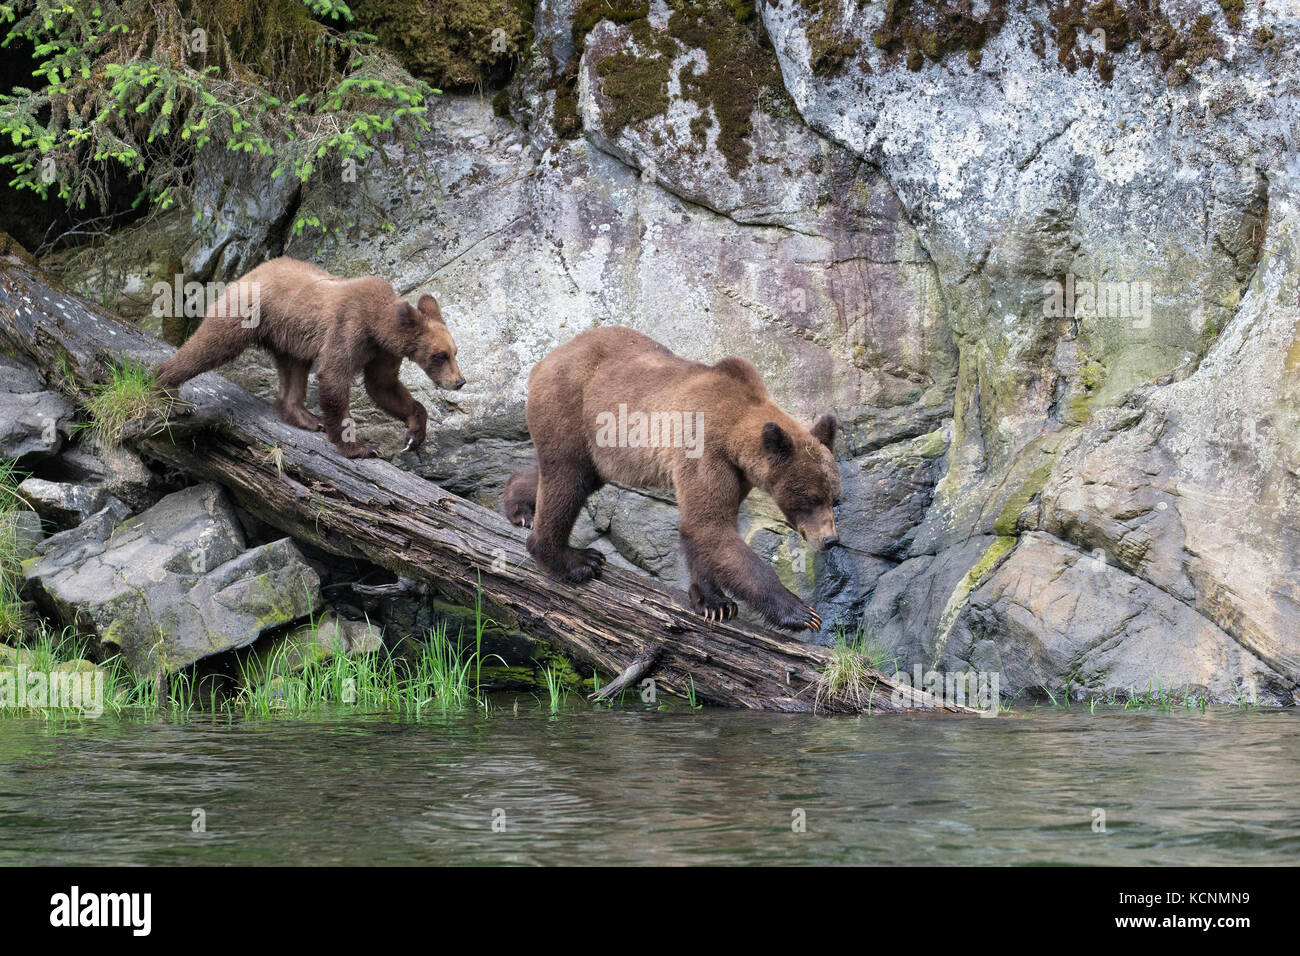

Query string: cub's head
396 294 465 390
761 413 841 551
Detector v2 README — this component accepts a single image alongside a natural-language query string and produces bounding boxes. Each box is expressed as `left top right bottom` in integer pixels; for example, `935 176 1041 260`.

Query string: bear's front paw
338 440 383 459
774 602 822 633
689 583 737 623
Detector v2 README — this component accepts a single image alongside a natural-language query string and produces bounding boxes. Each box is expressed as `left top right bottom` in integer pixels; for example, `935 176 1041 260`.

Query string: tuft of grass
541 664 566 714
80 360 165 448
812 623 892 713
0 459 33 639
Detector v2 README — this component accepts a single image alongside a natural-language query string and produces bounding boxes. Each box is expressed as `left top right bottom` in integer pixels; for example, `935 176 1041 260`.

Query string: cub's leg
155 317 256 399
503 466 538 528
527 455 605 583
317 353 381 459
363 354 428 452
273 355 322 431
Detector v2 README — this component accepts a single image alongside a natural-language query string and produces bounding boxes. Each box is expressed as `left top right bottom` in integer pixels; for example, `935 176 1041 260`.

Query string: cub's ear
417 294 443 321
810 413 838 450
762 422 794 462
396 301 417 327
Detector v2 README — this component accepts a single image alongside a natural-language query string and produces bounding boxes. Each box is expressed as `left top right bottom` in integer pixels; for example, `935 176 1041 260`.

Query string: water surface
1 704 1296 865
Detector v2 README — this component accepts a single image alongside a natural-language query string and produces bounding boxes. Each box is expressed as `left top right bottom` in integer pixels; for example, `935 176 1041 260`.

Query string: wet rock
55 441 162 512
17 478 118 530
0 356 73 459
246 612 385 677
23 483 321 673
956 534 1293 705
34 499 133 558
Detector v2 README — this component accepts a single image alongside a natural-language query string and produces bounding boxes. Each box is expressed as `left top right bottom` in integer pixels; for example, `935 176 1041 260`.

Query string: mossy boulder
23 484 321 674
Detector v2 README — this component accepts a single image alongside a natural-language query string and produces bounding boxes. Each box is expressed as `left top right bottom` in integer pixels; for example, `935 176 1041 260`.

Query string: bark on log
0 238 976 715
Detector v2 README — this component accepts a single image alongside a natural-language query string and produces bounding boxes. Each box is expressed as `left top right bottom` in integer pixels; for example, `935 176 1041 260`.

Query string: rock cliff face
51 0 1300 702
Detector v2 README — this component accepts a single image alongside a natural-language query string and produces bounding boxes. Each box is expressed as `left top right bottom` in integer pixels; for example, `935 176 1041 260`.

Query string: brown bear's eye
431 351 449 362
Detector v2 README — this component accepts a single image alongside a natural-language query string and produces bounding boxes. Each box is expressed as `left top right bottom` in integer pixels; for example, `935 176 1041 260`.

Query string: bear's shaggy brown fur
504 326 840 632
155 256 465 459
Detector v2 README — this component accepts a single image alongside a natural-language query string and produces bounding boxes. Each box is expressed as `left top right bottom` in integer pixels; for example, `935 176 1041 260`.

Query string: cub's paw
402 418 427 452
774 602 822 633
505 501 534 529
689 583 737 623
284 409 323 432
338 440 383 460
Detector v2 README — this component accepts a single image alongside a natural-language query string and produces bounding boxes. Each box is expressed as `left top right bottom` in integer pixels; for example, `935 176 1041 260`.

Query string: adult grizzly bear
504 327 840 632
155 257 465 459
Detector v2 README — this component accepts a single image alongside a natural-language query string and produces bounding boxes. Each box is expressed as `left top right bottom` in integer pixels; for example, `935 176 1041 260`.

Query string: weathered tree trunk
0 238 974 714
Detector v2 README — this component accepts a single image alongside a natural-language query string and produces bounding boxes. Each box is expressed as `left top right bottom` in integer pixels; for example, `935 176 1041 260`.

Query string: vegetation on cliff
0 0 434 243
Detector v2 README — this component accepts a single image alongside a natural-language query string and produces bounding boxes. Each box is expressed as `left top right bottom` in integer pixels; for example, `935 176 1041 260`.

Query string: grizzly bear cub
504 326 840 632
155 256 465 459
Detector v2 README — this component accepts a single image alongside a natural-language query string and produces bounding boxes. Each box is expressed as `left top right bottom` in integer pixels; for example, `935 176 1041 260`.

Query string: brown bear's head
397 294 465 390
761 413 841 551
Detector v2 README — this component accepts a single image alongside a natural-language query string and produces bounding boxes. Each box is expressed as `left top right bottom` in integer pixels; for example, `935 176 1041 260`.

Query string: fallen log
0 237 975 714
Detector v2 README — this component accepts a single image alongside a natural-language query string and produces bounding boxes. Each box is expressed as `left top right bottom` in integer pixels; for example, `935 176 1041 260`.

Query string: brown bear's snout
800 515 840 551
429 360 465 390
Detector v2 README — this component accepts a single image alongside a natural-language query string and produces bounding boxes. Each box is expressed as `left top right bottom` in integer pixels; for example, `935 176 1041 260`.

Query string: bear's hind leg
527 461 605 583
155 319 255 405
274 356 322 431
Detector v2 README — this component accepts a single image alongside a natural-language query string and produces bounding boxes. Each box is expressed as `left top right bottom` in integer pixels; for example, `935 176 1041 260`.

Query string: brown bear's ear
417 294 443 322
762 422 794 462
396 301 417 327
810 413 838 450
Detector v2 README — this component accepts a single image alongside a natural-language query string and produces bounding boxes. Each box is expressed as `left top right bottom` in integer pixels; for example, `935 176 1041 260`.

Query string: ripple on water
0 706 1296 865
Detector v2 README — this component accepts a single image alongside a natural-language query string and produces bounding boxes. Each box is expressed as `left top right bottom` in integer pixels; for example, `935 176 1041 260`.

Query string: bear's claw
775 603 822 632
697 602 738 623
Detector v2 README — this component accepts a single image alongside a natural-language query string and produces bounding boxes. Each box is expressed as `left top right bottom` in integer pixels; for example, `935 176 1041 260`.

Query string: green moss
929 534 1017 666
535 649 587 691
871 0 1007 70
1079 359 1105 390
583 0 792 175
572 0 651 49
492 87 513 120
550 56 583 139
668 0 791 174
967 535 1017 584
349 0 536 90
597 51 672 133
918 428 948 458
993 461 1053 535
797 0 863 75
1216 0 1243 29
1047 0 1225 84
